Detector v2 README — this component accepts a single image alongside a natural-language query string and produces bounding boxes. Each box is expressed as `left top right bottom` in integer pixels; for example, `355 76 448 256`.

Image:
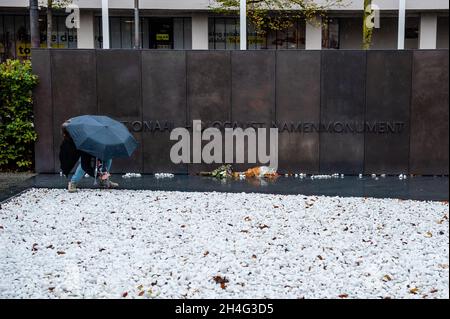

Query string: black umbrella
65 115 138 161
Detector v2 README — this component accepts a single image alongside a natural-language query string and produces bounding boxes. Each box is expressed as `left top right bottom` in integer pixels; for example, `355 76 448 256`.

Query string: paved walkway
0 173 36 203
1 174 448 203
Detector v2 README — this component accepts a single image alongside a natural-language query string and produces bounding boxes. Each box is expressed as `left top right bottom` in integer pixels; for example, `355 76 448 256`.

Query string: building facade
0 0 449 60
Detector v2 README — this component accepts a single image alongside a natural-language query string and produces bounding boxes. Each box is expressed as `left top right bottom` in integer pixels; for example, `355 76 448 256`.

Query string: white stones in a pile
122 173 142 179
155 173 174 179
0 188 448 299
310 173 342 180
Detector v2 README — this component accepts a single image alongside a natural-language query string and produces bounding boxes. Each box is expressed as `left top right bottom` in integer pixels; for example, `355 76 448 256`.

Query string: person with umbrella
60 115 138 192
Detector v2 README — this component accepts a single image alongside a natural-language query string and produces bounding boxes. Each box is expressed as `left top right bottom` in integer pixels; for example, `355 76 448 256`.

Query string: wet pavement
0 173 36 203
1 174 447 202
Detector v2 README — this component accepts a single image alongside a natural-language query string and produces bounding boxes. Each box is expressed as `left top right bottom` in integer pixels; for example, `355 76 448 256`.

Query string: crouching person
60 122 119 193
68 156 119 193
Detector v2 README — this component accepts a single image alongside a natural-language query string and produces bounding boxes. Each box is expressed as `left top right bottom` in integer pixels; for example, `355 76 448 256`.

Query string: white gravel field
0 188 448 299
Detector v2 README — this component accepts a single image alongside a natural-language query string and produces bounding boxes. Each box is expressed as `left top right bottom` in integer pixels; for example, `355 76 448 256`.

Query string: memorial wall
32 49 449 175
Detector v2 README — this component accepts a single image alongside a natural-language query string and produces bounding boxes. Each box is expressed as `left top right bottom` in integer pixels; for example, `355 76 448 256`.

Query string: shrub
0 59 38 171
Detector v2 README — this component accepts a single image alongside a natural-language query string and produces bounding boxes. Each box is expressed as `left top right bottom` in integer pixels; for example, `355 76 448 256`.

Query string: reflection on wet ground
0 174 446 202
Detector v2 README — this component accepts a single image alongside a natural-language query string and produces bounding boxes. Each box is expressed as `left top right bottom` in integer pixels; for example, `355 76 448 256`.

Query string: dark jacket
59 137 96 177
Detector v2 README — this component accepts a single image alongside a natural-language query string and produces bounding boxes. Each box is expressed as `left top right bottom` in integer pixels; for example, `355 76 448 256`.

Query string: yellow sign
15 42 65 58
16 42 32 57
156 33 170 41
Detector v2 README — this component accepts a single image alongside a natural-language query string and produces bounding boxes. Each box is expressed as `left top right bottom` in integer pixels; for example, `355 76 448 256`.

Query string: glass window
322 18 340 49
437 16 449 49
209 17 307 50
173 17 185 49
277 28 288 49
214 18 226 49
95 16 102 48
183 18 192 50
0 16 4 61
247 23 263 50
405 17 419 49
4 16 15 59
15 16 30 57
266 29 277 49
57 16 67 48
208 17 215 49
94 16 191 50
110 17 121 48
286 22 297 49
150 18 173 49
225 18 238 50
121 17 133 49
67 18 78 48
141 17 149 49
293 20 306 49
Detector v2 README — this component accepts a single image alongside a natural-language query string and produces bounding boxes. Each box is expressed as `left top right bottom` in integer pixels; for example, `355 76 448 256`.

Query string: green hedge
0 59 38 171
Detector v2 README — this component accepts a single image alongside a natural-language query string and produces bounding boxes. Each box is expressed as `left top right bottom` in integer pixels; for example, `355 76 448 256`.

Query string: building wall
0 3 448 59
2 0 449 10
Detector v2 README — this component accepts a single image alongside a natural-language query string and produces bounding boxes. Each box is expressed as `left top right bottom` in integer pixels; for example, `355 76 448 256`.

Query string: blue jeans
71 159 112 183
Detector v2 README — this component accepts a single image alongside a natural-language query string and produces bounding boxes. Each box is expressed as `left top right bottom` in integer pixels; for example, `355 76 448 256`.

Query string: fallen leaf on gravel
338 294 349 298
99 248 106 252
213 276 229 289
424 232 433 238
0 225 4 229
259 224 269 230
244 217 251 222
31 243 38 252
56 251 65 255
46 245 54 249
122 292 128 298
409 287 419 294
382 275 393 282
138 291 145 296
203 251 209 257
430 289 439 294
438 264 449 269
251 254 257 259
317 255 324 261
48 287 55 292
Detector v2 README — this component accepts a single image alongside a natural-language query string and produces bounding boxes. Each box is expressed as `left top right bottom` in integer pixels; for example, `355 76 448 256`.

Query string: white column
240 0 246 50
191 13 208 50
77 10 95 49
419 13 438 49
305 16 322 50
101 0 110 49
397 0 406 49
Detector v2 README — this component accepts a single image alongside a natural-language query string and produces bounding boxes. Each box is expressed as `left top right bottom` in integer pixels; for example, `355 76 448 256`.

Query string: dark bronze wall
32 49 449 175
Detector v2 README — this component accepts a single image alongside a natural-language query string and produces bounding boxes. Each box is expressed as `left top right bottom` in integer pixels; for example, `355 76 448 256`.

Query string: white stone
0 188 447 299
